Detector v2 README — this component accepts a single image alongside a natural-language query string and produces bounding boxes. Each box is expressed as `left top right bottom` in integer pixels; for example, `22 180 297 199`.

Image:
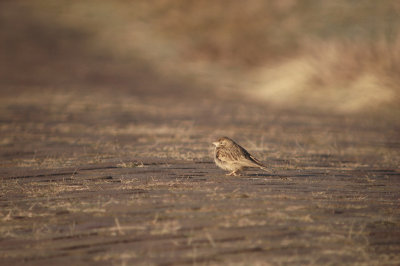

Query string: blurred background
1 0 399 115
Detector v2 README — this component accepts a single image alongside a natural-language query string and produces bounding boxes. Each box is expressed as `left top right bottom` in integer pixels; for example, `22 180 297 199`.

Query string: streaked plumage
213 136 269 176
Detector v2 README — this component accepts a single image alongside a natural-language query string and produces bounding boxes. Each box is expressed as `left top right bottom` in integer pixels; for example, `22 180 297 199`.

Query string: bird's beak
212 142 219 147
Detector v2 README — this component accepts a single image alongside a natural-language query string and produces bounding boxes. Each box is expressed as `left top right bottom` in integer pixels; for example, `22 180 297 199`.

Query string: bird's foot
227 171 240 176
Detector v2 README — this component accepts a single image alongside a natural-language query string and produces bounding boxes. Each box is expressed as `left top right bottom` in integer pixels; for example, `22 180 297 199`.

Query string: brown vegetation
1 1 400 265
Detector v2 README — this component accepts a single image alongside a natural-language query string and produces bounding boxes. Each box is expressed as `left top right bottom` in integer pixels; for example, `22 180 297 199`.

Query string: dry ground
1 88 399 265
1 1 400 265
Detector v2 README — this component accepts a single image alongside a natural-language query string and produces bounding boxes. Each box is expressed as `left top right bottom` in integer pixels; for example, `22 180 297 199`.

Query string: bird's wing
248 154 270 171
239 147 268 169
249 154 265 166
236 146 264 167
216 147 242 162
232 142 269 171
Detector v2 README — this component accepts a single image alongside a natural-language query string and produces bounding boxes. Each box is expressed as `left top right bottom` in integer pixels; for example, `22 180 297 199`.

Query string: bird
212 136 270 176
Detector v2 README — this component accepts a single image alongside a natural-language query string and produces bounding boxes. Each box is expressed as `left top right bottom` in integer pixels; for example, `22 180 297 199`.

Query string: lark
213 136 269 176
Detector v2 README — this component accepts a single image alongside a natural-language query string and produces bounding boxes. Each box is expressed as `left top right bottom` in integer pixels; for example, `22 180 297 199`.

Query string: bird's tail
249 155 270 172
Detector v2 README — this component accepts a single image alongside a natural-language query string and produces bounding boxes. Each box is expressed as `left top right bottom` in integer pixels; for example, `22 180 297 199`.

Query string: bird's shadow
246 173 288 179
246 172 276 177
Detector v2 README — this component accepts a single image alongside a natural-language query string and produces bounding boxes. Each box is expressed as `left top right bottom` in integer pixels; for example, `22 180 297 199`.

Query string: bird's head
213 136 234 147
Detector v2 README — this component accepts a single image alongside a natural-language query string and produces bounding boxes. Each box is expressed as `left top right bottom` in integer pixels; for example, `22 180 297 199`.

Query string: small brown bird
213 136 269 176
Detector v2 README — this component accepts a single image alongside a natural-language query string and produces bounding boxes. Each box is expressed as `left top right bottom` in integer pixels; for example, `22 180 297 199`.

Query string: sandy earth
1 87 399 265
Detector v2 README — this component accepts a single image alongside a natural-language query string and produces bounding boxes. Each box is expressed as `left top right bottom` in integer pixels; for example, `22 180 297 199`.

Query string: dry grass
1 1 400 114
1 1 400 265
1 88 399 169
1 159 399 264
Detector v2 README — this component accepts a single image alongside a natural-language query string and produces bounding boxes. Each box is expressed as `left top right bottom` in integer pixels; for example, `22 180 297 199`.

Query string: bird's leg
227 170 241 176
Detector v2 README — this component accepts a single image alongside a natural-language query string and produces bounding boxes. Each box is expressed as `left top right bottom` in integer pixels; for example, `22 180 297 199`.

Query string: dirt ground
1 87 399 265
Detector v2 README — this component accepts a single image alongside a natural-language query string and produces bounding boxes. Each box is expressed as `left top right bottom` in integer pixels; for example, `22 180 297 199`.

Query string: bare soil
1 87 399 265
